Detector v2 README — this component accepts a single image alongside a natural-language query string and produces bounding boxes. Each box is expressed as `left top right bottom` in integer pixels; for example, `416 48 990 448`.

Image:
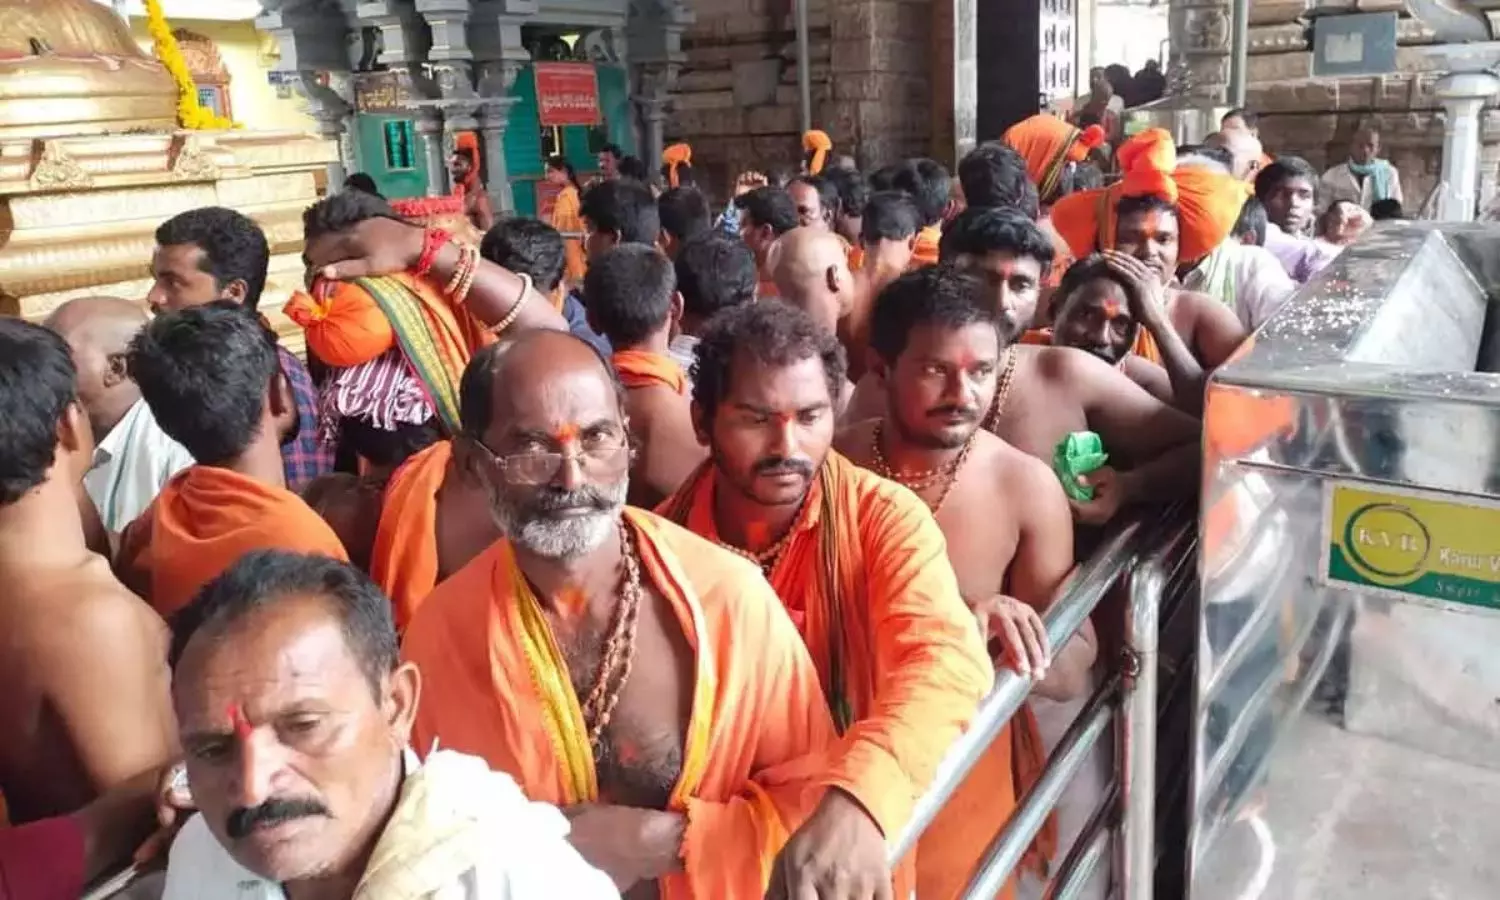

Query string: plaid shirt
277 345 334 491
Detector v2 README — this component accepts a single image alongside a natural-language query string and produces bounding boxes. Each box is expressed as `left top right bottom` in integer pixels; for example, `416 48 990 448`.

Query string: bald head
1217 128 1264 181
459 329 622 442
44 296 149 436
768 227 852 333
46 296 148 352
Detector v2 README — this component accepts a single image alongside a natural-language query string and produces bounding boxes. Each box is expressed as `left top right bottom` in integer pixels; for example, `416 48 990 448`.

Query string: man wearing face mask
161 549 621 899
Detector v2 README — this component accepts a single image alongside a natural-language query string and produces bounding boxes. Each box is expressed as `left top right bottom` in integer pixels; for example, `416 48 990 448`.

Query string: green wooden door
502 63 638 218
353 114 430 200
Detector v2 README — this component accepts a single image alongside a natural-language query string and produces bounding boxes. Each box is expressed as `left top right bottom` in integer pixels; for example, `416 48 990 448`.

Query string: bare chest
989 387 1088 463
930 478 1022 601
553 585 694 810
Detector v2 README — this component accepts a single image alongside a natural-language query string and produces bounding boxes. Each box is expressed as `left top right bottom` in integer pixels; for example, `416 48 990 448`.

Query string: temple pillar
1168 0 1233 104
627 0 692 171
1435 71 1500 221
256 1 355 186
469 9 532 214
415 111 448 196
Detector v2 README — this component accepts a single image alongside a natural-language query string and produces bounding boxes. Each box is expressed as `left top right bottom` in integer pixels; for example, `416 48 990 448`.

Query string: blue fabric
563 290 613 360
1347 159 1394 202
716 203 740 237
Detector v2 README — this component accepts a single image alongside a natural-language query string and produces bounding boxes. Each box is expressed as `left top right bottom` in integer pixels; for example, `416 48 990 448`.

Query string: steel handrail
961 677 1121 898
885 512 1155 866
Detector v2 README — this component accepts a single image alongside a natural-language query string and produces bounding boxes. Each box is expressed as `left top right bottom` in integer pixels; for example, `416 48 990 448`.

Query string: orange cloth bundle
1049 129 1249 266
803 129 833 174
1002 114 1105 202
663 142 693 187
284 279 396 368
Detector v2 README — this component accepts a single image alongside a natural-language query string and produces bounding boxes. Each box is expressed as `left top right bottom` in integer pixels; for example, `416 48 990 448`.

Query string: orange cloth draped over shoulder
551 184 587 286
613 349 688 394
371 441 453 631
1049 129 1250 267
912 225 944 268
1132 325 1163 364
658 452 992 893
118 467 349 620
1020 327 1053 346
402 507 838 898
1002 114 1106 203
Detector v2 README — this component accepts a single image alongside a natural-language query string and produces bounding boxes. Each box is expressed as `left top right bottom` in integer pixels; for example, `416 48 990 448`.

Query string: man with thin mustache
161 550 620 898
658 301 992 900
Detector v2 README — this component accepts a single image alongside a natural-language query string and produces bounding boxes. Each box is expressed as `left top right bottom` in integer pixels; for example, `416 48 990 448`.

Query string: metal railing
88 508 1201 900
890 506 1198 900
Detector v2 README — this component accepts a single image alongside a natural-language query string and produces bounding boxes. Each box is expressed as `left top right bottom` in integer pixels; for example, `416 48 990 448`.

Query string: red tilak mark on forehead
772 412 796 427
228 703 252 740
1101 299 1124 319
553 424 580 442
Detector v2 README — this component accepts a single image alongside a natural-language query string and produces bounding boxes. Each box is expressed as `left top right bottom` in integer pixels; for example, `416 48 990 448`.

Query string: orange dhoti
401 508 838 897
118 466 350 619
659 452 993 893
370 440 453 630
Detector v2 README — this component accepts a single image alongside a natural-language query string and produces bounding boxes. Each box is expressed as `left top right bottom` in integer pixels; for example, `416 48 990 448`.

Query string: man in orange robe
657 301 992 897
402 329 837 897
1048 130 1249 374
116 302 349 620
891 159 953 266
1002 114 1106 208
837 266 1099 898
584 244 705 507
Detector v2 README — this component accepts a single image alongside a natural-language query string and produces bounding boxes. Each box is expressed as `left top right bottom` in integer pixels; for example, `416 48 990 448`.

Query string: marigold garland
144 0 233 130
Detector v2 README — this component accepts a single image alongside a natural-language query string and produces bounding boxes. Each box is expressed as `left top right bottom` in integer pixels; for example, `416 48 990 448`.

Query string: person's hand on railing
967 594 1051 680
1069 466 1128 525
130 760 194 866
765 788 892 900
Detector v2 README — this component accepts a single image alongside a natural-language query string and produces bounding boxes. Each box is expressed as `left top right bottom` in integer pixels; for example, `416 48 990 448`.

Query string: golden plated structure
0 0 336 352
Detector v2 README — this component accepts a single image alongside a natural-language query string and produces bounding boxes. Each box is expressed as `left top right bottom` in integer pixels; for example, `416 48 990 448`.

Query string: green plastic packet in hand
1054 431 1109 502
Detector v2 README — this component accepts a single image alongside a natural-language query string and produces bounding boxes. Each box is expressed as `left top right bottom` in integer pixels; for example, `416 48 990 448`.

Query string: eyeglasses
471 432 631 485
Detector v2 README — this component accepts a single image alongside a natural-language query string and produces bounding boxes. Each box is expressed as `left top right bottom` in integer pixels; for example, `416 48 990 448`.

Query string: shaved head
1217 128 1264 181
44 296 150 437
45 296 148 353
768 226 852 333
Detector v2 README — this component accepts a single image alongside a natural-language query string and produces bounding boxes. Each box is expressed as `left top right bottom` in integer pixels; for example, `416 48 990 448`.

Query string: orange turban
451 131 480 187
1048 129 1249 265
662 142 692 187
1002 114 1105 202
803 129 833 174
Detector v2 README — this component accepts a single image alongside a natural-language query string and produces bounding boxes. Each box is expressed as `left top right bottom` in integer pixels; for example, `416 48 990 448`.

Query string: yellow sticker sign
1323 481 1500 612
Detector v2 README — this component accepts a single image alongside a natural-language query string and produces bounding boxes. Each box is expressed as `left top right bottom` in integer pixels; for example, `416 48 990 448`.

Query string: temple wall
1176 0 1500 212
670 0 936 191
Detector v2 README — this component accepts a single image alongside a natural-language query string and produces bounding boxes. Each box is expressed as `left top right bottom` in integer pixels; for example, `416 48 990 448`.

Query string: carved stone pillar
414 110 448 196
256 2 355 186
296 71 356 186
627 0 693 168
633 69 675 172
1167 0 1232 103
1434 71 1500 222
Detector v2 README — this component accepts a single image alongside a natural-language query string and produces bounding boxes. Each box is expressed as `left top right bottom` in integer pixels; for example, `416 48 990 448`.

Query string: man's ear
102 352 129 389
222 277 249 305
867 350 891 389
59 401 90 456
384 662 422 748
690 400 709 447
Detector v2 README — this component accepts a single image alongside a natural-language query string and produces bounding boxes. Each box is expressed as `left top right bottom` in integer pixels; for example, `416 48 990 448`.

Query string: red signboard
534 62 601 127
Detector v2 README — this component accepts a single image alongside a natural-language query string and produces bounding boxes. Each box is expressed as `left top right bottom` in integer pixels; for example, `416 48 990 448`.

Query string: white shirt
1321 160 1404 211
163 749 619 900
83 398 194 532
1183 240 1298 332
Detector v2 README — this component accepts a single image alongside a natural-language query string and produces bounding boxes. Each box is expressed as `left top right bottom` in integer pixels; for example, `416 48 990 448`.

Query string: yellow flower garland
144 0 233 130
